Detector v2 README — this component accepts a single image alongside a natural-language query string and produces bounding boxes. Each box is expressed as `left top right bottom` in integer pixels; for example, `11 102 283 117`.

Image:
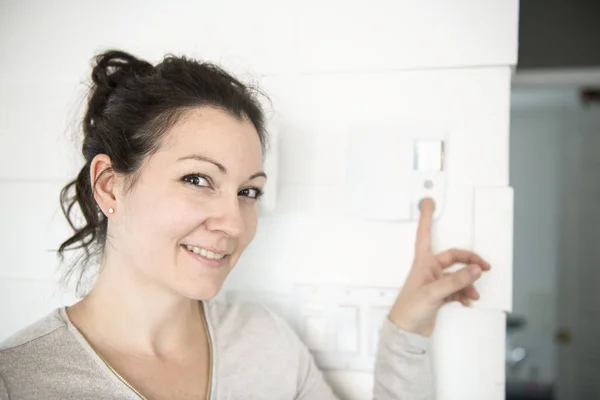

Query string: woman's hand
388 198 491 337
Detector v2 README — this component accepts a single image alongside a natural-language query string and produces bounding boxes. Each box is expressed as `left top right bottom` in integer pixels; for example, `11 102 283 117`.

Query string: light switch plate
294 284 398 372
344 125 448 222
471 186 514 312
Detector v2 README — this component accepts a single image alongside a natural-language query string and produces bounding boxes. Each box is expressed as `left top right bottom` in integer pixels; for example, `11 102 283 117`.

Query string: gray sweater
0 300 433 399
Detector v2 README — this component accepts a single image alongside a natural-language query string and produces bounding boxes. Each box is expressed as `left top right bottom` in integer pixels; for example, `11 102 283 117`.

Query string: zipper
78 304 213 400
201 301 214 400
92 349 149 400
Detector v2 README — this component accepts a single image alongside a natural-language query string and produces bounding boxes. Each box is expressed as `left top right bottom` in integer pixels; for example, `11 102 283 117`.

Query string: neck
68 252 207 357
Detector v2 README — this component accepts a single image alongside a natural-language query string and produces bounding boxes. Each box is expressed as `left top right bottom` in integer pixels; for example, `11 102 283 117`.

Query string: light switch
414 140 444 172
411 138 446 221
335 306 359 353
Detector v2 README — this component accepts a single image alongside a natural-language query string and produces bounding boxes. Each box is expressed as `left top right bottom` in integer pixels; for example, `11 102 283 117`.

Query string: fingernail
419 198 435 211
469 265 481 278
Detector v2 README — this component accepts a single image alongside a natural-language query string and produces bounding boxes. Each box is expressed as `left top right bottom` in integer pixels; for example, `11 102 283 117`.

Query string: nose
205 194 245 237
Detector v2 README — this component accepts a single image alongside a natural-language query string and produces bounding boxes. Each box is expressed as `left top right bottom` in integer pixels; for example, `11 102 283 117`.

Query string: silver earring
108 208 114 214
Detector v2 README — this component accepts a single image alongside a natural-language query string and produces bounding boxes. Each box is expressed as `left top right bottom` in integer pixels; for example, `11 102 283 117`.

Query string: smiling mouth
182 244 228 260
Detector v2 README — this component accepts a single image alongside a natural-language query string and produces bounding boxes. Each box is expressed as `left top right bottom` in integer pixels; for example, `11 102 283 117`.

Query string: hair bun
91 50 154 90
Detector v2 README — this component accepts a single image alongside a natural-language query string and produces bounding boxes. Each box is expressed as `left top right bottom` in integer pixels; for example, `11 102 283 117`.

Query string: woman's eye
239 187 263 200
182 174 211 187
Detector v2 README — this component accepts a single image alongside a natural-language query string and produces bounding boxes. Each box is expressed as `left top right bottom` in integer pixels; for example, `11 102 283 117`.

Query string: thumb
424 264 482 304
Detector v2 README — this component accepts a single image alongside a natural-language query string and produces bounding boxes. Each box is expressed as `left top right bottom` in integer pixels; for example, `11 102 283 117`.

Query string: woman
0 50 489 399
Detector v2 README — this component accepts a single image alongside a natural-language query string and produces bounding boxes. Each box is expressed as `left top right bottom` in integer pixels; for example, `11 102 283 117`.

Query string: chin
176 278 225 301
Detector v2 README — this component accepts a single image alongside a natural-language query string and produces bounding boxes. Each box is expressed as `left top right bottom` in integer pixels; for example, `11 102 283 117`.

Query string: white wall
0 1 518 399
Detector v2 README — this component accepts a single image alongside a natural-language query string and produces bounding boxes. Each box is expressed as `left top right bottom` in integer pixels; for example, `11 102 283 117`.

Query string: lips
181 244 229 268
183 244 226 260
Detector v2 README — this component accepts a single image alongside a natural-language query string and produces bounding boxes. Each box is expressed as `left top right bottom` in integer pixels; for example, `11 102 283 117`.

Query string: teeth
185 245 225 260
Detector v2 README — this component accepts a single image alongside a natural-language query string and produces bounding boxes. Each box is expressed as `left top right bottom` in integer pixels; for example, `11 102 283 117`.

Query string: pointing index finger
415 198 435 254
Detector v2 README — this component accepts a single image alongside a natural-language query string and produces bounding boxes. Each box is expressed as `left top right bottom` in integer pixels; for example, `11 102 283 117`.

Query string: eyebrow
177 154 267 181
248 171 268 180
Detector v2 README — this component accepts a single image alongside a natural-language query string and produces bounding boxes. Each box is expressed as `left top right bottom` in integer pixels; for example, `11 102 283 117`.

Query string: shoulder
0 308 124 398
0 308 76 394
0 308 74 378
0 308 67 353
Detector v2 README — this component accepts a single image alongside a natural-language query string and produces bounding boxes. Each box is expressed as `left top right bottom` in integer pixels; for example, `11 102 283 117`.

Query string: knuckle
447 248 463 256
436 251 451 264
453 272 469 287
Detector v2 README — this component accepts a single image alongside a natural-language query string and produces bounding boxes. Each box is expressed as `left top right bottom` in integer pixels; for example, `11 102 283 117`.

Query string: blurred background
509 1 600 399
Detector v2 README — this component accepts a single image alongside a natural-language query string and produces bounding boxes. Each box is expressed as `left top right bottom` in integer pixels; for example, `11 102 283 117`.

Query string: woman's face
110 107 265 300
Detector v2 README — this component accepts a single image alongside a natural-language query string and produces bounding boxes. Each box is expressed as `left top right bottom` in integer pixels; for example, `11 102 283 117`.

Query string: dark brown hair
58 49 268 292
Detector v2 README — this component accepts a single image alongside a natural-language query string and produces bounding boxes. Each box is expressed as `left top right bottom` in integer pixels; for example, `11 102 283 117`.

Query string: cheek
123 187 204 249
240 205 259 245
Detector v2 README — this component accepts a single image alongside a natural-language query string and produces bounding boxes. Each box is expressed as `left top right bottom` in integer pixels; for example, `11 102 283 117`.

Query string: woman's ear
90 154 117 217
